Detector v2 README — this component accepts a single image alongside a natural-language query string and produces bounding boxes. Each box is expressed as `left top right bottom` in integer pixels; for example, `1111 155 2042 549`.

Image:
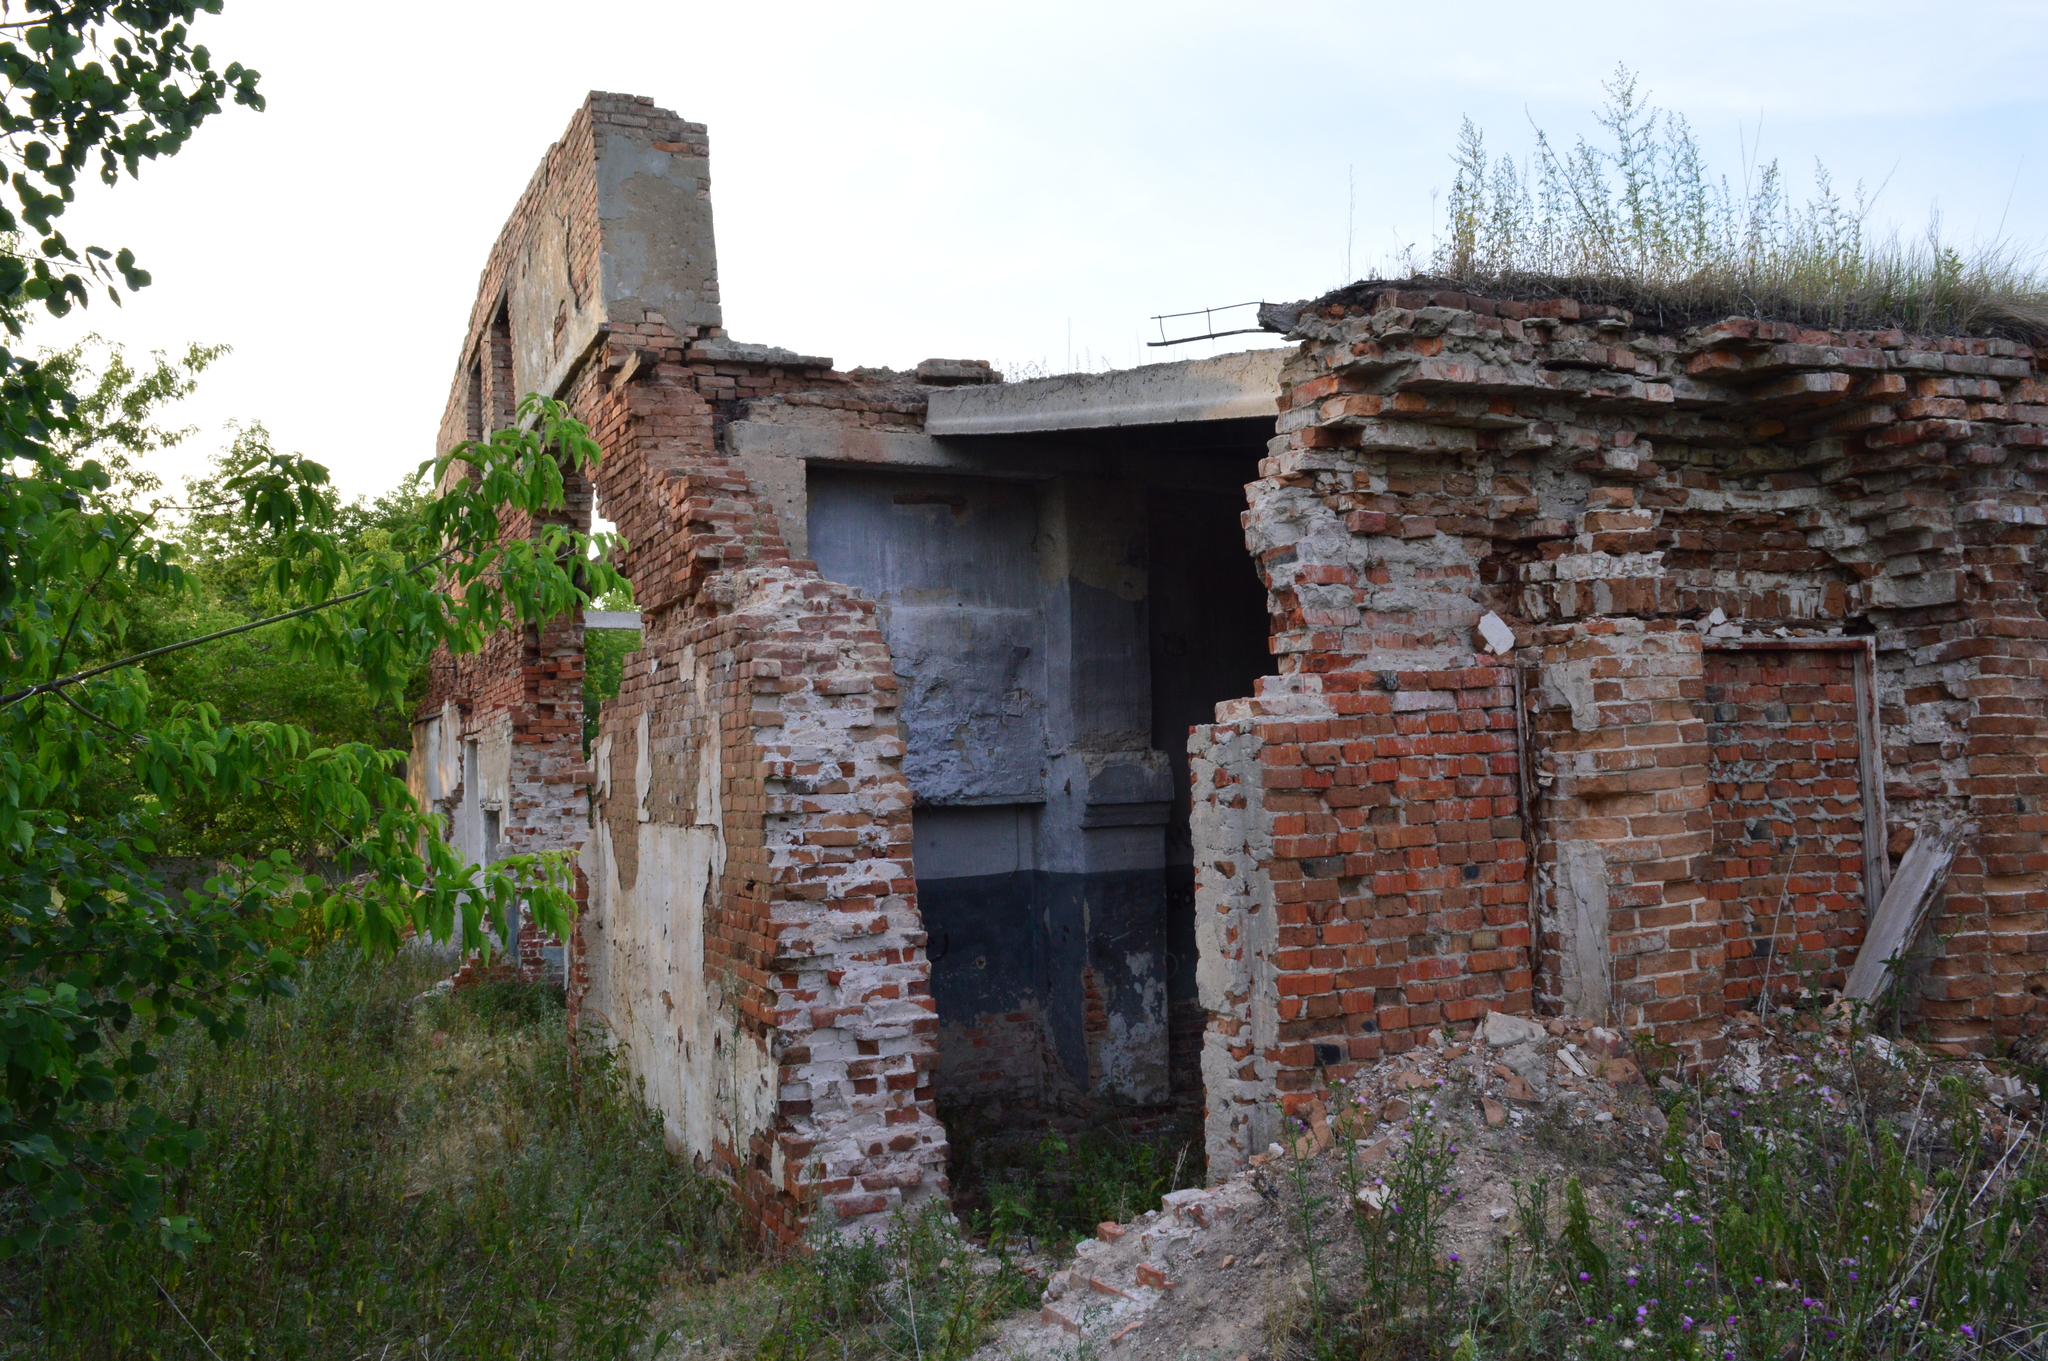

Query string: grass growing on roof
1393 65 2048 340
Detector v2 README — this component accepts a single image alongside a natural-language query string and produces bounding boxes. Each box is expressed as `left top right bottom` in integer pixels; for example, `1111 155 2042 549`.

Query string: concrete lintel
926 348 1286 436
585 610 643 630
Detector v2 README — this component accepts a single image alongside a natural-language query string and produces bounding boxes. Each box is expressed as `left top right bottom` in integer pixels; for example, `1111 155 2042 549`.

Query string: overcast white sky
32 0 2048 502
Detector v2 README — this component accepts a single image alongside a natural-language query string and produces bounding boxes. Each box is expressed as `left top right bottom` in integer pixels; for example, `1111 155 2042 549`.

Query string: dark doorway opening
1147 481 1271 1097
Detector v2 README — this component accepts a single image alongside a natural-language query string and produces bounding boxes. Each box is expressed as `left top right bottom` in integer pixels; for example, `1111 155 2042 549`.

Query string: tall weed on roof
1423 65 2048 339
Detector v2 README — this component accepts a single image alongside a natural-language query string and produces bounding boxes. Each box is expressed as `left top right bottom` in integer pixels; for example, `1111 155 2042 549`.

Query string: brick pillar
1191 662 1532 1177
1924 556 2048 1050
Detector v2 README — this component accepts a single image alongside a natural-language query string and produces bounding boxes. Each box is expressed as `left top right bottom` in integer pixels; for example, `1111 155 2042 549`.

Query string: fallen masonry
976 1004 2040 1361
414 91 2048 1243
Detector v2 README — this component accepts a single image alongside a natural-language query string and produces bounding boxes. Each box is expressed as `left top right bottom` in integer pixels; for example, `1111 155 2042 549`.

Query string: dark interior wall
808 468 1073 1103
803 472 1048 806
1148 483 1274 869
806 442 1268 1111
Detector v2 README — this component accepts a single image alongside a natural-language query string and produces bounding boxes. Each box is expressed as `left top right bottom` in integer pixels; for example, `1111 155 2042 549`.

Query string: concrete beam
925 348 1286 436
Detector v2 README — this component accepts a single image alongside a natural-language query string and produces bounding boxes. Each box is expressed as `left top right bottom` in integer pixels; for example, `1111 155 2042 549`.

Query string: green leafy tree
0 3 624 1257
77 402 440 860
582 585 637 753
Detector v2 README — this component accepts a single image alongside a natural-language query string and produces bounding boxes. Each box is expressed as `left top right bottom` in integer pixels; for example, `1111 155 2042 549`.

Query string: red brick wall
582 560 946 1247
1197 282 2048 1174
1193 664 1531 1165
1705 646 1869 1006
1524 619 1721 1058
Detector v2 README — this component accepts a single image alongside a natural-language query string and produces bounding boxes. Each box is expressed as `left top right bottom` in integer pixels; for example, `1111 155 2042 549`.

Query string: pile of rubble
979 1009 1674 1361
973 1005 2041 1361
1319 1008 1669 1150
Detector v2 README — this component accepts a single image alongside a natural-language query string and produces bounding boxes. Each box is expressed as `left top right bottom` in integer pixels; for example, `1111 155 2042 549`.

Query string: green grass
0 948 1048 1361
1391 65 2048 341
943 1107 1203 1252
647 1111 1197 1361
0 946 745 1359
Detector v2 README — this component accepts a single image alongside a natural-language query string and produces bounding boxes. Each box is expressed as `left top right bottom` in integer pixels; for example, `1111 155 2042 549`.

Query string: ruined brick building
415 92 2048 1241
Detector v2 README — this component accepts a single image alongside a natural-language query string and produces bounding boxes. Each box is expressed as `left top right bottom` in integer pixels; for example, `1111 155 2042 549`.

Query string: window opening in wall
465 359 484 443
486 299 515 434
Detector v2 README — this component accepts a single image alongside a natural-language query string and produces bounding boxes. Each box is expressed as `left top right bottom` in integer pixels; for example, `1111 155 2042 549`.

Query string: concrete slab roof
924 347 1285 437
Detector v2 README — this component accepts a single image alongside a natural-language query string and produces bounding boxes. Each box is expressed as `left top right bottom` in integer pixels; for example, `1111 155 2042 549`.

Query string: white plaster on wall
1553 840 1613 1024
478 713 513 813
1096 950 1167 1102
634 710 652 823
582 683 777 1167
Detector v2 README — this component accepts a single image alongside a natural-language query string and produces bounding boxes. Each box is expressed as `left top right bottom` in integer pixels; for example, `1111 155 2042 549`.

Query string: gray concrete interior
794 419 1271 1109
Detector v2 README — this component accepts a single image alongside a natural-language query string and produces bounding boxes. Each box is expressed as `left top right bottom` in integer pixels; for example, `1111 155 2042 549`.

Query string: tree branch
0 548 458 708
48 682 134 740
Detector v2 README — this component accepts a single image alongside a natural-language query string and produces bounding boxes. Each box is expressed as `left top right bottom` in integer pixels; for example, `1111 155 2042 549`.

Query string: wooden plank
1842 819 1968 1002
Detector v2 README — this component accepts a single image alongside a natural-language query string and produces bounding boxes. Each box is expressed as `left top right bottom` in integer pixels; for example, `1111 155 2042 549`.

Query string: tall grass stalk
1417 65 2048 339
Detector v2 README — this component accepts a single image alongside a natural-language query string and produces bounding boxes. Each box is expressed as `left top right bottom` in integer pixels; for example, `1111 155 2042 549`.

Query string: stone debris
1330 1009 1660 1147
979 1010 1667 1360
978 1005 2039 1361
1480 1009 1548 1048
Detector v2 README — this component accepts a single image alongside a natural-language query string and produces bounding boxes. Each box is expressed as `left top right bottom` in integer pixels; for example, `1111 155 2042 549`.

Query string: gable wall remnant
418 94 948 1244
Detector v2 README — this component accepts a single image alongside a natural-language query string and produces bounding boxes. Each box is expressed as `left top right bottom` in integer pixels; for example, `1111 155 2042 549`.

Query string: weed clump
747 1203 1038 1361
1383 65 2048 341
1282 1019 2048 1361
944 1109 1203 1251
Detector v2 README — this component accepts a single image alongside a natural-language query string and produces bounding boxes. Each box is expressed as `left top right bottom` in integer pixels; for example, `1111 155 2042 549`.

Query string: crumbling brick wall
1191 665 1531 1165
1197 285 2048 1171
420 94 948 1244
423 92 2048 1209
413 550 591 984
